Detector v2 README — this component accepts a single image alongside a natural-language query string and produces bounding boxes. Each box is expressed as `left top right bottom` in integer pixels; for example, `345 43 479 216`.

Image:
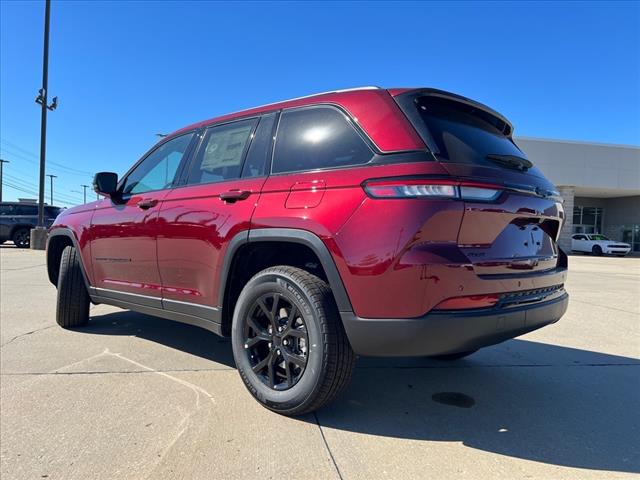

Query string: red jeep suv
46 87 568 415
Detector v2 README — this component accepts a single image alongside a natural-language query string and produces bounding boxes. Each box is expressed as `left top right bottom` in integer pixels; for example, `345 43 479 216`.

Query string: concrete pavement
1 246 639 479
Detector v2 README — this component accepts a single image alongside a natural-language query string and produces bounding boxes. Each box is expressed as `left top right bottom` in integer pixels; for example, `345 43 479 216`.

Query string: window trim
241 111 279 180
269 104 378 176
117 130 199 196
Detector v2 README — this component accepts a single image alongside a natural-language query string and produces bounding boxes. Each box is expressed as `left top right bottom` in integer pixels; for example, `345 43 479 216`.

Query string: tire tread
56 246 90 328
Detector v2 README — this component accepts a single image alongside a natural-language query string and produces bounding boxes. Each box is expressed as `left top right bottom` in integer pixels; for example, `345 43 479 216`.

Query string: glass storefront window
573 206 604 234
622 225 640 252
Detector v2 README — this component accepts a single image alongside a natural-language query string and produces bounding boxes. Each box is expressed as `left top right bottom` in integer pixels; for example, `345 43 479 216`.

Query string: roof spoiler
392 88 514 138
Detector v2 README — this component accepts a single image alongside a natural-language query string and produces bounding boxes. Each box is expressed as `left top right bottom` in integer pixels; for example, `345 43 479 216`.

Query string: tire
231 266 355 416
430 350 478 361
11 228 30 248
592 245 603 256
56 246 90 328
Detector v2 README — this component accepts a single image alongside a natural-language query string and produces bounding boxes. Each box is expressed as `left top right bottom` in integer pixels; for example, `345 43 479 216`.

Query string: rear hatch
394 89 565 275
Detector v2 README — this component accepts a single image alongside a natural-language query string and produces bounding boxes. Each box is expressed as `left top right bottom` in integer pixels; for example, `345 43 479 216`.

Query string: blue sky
1 0 639 206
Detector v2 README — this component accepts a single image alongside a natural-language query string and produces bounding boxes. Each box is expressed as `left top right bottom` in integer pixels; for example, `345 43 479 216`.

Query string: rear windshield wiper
486 154 533 172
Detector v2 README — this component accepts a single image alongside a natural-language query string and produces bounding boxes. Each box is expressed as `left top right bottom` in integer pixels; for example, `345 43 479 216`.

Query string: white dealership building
515 137 640 253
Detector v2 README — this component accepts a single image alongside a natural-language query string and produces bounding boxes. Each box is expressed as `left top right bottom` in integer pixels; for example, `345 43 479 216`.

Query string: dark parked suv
46 87 569 415
0 202 62 248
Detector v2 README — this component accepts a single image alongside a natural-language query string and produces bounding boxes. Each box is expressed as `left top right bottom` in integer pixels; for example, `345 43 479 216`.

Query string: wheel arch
218 228 353 335
47 229 92 290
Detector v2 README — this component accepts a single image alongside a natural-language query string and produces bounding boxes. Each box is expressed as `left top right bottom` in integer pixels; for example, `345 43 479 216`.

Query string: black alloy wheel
243 292 309 390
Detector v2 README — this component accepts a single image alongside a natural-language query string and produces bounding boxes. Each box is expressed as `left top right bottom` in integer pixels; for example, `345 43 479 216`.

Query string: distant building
516 137 640 253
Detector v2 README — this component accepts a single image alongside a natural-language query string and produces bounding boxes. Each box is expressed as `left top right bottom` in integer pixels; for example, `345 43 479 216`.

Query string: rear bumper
341 292 568 357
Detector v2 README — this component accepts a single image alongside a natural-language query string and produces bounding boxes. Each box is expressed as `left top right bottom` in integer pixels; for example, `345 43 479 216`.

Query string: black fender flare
47 228 92 292
218 228 354 314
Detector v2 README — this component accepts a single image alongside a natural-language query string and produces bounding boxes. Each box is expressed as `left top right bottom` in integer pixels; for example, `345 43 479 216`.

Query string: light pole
46 174 57 205
81 184 89 204
0 159 9 202
32 0 58 250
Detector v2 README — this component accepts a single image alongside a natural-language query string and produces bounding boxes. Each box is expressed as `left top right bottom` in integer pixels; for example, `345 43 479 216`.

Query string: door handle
220 190 251 203
137 198 158 210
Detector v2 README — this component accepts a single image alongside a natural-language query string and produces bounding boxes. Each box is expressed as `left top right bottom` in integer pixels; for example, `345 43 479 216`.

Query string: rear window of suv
398 94 541 174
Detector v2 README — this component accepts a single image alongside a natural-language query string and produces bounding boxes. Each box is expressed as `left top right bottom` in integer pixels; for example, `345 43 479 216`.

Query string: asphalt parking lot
1 246 638 479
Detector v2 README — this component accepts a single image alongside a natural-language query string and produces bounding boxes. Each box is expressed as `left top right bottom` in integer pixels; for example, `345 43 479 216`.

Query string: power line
0 139 94 175
3 176 84 207
0 143 94 177
3 182 78 207
4 172 84 202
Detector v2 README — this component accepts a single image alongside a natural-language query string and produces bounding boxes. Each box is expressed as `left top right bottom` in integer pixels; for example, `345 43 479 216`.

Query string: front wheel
56 246 90 328
592 245 603 256
231 266 355 416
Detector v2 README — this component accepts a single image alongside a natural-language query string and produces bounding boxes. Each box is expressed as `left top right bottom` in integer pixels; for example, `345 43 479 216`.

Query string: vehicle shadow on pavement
317 342 640 475
85 309 236 368
84 310 639 474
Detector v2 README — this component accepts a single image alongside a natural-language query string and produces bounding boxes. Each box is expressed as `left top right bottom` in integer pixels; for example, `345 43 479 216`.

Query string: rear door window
272 106 373 174
186 118 258 185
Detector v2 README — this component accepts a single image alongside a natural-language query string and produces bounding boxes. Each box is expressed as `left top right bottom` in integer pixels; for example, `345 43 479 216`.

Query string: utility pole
32 0 58 250
81 184 89 204
0 159 9 202
46 174 57 205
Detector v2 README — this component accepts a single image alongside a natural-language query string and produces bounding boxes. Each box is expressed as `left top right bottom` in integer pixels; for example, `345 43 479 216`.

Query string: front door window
121 133 194 195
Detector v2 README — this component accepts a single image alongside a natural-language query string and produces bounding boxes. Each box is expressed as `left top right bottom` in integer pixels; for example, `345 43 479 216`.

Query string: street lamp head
35 89 45 106
48 96 58 111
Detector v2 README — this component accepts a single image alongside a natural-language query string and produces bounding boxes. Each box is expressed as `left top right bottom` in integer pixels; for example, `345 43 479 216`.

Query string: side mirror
93 172 119 197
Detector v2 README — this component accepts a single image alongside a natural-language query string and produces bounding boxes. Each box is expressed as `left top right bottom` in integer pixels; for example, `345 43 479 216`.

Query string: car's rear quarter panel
252 160 473 318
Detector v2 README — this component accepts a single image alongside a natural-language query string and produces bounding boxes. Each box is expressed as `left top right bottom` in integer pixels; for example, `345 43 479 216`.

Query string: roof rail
247 86 382 111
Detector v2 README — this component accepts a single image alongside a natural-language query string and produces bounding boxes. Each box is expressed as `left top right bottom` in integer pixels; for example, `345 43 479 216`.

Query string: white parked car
571 234 631 256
